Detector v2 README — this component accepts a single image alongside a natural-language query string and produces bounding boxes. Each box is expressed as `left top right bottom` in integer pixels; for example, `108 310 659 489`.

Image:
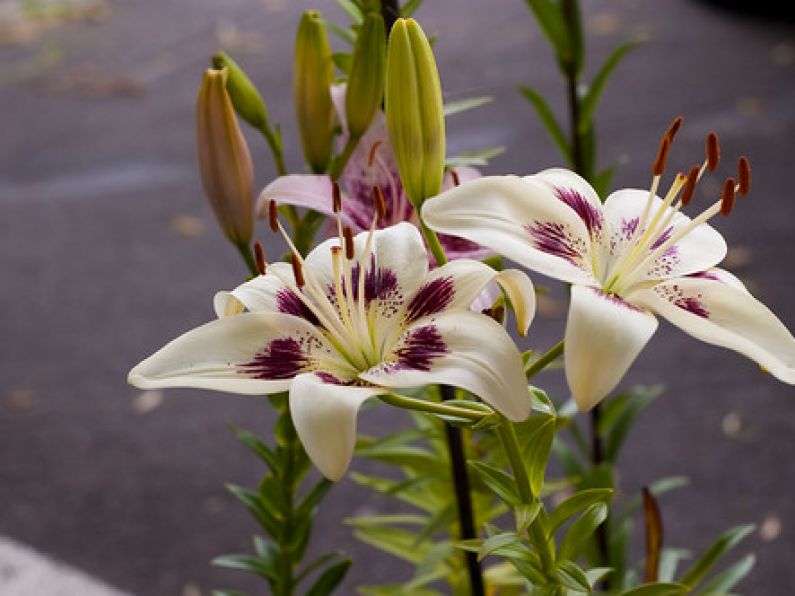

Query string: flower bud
211 51 269 131
294 11 335 174
196 68 254 247
385 18 446 208
345 13 386 140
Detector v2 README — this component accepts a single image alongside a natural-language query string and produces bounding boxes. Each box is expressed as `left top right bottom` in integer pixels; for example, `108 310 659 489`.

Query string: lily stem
441 385 484 596
259 122 288 177
525 340 565 380
328 135 360 181
591 404 611 578
235 241 259 278
379 392 490 421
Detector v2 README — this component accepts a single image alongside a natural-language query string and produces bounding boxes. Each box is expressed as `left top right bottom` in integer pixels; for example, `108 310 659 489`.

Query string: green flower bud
345 13 386 140
211 51 269 131
385 18 446 208
294 11 335 174
196 68 254 247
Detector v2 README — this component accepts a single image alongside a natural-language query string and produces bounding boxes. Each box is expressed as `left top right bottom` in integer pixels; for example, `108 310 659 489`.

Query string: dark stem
440 385 484 596
278 401 297 596
591 405 611 588
562 0 585 175
380 0 400 35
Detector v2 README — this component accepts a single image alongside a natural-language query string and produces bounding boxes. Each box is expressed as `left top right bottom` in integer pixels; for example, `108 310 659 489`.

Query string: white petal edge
422 175 598 286
128 312 332 394
565 285 659 411
629 273 795 384
213 263 295 318
290 372 385 481
359 310 531 421
256 175 355 227
530 167 602 211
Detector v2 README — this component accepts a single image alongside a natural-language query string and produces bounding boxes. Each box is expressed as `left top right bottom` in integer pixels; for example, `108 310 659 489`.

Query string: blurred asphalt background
1 0 794 594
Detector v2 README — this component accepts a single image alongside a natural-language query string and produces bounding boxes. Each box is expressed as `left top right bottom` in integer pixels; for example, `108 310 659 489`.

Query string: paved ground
1 0 794 594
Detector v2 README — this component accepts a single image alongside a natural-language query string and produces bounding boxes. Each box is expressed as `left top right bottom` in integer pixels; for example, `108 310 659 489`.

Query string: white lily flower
423 122 795 410
129 202 535 480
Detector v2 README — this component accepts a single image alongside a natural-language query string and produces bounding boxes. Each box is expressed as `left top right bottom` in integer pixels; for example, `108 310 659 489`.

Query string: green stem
562 0 586 177
235 241 259 277
419 220 448 266
525 340 564 380
379 393 490 421
591 404 611 584
260 123 287 176
328 135 360 180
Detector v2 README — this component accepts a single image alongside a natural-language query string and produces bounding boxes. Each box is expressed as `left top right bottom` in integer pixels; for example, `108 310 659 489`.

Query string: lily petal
128 312 342 394
422 175 598 285
629 272 795 384
256 174 360 226
213 263 311 319
530 168 604 237
359 310 531 421
405 259 535 335
603 189 727 285
290 372 385 481
565 285 659 410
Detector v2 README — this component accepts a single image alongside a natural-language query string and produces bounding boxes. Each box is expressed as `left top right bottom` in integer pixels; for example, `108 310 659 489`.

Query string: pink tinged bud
196 68 254 247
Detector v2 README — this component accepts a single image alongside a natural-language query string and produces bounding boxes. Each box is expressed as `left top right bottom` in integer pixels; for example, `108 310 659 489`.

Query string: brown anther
652 136 671 176
681 165 700 207
368 140 383 167
738 156 751 196
343 226 355 260
450 168 460 187
291 254 305 287
332 181 342 213
254 241 267 275
372 186 387 219
666 116 684 142
268 200 279 232
706 132 720 172
720 177 736 216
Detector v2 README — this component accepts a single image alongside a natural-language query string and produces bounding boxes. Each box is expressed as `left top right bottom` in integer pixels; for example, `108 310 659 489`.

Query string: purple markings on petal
621 217 639 240
675 296 710 318
687 271 721 282
406 277 455 323
239 337 307 380
525 222 586 265
349 256 399 305
650 225 673 250
589 287 643 312
276 288 320 326
556 186 602 235
315 371 348 385
395 325 448 371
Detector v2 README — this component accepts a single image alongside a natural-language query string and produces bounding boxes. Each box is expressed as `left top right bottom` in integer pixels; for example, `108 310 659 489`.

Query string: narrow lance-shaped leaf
558 502 608 561
518 85 572 163
695 553 756 594
468 460 521 506
642 487 664 583
547 488 613 537
523 0 568 58
525 417 556 496
553 559 591 592
679 524 756 589
619 583 688 596
577 41 636 134
305 558 352 596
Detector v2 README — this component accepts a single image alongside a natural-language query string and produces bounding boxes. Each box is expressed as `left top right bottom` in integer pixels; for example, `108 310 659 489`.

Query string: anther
681 165 700 207
343 226 355 260
720 177 736 216
738 156 751 196
268 200 279 232
450 168 460 187
666 116 684 142
254 241 266 275
332 181 342 213
291 253 305 287
706 133 720 172
652 136 671 176
372 186 387 220
368 140 383 167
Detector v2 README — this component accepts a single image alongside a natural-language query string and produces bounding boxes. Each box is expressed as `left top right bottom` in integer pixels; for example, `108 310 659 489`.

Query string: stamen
450 168 460 187
332 181 342 213
666 116 684 142
343 226 355 260
681 165 700 207
738 157 751 196
706 133 720 172
268 200 279 232
291 254 305 287
652 136 671 176
254 241 267 275
720 178 736 216
368 141 383 168
373 186 387 220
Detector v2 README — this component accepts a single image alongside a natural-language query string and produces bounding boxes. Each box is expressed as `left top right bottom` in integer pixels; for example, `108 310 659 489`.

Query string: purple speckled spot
276 288 320 326
238 337 307 380
589 287 643 312
315 371 348 385
688 271 721 282
621 217 639 240
556 186 602 235
525 222 584 265
650 225 673 250
675 296 710 318
406 277 455 323
348 255 399 305
395 325 448 371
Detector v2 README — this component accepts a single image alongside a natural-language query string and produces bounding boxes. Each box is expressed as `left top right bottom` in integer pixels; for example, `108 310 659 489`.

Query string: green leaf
445 146 505 168
658 548 691 582
523 0 568 58
443 95 492 117
414 503 455 545
297 478 333 518
229 425 279 472
696 553 755 594
604 385 662 462
478 532 526 561
619 476 689 522
400 0 423 17
552 436 585 477
518 85 571 162
212 554 279 581
349 514 428 527
554 559 591 592
620 583 688 596
334 0 363 23
296 551 346 585
525 417 556 496
558 502 608 561
226 484 280 537
592 162 619 199
468 461 520 505
548 488 613 537
515 501 542 533
577 41 636 134
324 19 356 45
679 524 756 589
305 558 352 596
332 51 353 74
353 525 431 564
